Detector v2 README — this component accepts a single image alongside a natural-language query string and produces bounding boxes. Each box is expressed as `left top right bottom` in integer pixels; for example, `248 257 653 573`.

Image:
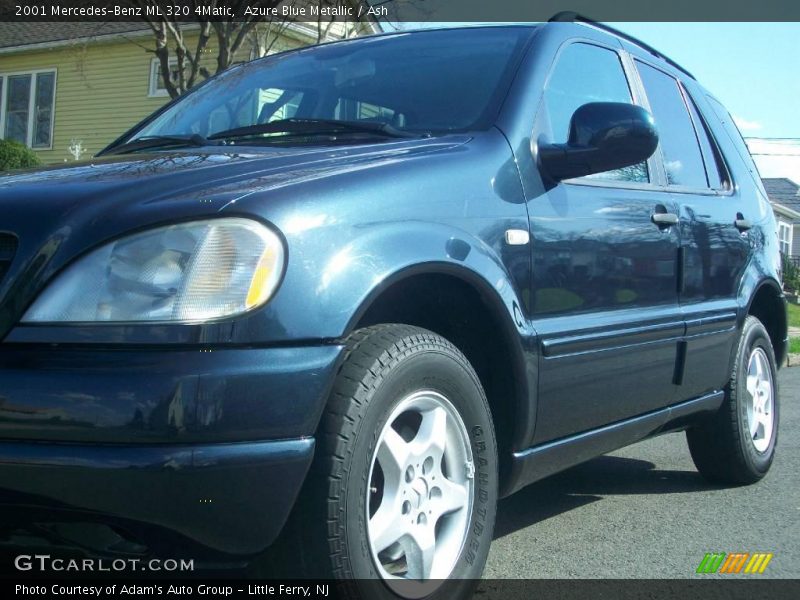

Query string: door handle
651 212 679 227
734 218 752 232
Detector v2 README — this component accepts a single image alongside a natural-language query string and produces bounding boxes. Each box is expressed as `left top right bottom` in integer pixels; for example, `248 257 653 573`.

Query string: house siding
793 224 800 257
0 32 302 163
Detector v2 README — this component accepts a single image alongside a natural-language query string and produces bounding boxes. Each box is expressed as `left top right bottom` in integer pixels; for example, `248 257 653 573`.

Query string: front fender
259 220 532 343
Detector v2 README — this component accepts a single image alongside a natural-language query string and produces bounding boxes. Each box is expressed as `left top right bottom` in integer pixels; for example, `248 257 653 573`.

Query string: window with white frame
149 58 180 97
0 70 56 149
778 221 793 256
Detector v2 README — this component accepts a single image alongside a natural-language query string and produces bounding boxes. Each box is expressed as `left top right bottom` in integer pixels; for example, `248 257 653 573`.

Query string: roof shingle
763 178 800 214
0 22 148 50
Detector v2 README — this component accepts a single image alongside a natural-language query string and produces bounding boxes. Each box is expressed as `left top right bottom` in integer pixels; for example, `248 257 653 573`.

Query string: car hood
0 136 470 331
1 135 469 213
0 135 470 245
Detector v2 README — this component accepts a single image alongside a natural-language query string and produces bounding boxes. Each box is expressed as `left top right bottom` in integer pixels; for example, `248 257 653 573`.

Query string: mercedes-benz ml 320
0 18 787 599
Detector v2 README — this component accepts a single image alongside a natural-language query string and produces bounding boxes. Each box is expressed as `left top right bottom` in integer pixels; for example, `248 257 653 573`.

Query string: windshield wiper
208 119 426 141
105 120 425 156
105 134 219 155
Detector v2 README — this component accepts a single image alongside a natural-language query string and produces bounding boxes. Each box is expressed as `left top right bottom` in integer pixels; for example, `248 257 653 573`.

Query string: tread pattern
299 324 491 578
687 315 778 484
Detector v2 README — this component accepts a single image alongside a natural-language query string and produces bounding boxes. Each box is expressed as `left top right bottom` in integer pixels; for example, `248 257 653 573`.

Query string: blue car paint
0 24 787 556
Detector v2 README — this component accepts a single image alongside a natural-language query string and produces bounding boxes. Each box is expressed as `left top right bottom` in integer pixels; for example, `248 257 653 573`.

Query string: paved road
483 367 800 579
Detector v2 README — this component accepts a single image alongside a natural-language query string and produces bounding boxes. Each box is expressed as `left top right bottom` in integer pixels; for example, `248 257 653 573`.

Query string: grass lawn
788 302 800 356
789 301 800 329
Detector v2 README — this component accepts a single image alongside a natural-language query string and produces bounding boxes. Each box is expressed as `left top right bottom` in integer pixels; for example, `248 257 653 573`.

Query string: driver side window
543 43 649 183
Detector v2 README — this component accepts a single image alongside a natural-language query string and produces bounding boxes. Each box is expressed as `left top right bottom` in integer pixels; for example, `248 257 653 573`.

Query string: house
763 178 800 262
0 20 379 164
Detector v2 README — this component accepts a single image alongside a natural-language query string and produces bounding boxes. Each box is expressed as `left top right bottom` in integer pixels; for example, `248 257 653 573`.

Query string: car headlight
22 218 285 323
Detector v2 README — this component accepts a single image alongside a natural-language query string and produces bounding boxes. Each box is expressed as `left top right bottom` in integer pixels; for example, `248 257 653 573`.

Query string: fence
785 254 800 270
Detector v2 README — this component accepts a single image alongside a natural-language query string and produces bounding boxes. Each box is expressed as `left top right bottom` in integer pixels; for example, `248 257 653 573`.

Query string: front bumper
0 343 343 555
0 437 313 556
0 344 343 444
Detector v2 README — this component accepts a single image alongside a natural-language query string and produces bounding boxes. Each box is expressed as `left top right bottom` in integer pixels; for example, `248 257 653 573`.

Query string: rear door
632 60 747 400
528 41 683 444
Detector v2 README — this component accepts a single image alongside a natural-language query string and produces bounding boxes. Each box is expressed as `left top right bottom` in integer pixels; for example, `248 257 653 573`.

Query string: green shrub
0 139 42 171
782 254 800 294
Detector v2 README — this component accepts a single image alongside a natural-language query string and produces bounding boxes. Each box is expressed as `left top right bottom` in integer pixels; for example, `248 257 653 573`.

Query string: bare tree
247 15 292 59
124 0 372 99
246 11 360 60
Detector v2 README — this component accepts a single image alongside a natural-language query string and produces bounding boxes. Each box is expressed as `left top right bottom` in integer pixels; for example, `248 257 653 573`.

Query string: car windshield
130 27 533 144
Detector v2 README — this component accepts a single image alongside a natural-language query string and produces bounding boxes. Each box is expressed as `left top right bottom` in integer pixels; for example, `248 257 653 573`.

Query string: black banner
1 0 800 23
2 579 800 600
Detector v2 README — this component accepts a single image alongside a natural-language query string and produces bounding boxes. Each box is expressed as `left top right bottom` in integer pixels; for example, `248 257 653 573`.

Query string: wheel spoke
759 381 772 410
754 354 765 381
746 373 759 400
434 476 469 516
753 413 766 441
378 426 411 479
747 408 758 439
369 503 408 554
413 407 447 458
404 528 436 580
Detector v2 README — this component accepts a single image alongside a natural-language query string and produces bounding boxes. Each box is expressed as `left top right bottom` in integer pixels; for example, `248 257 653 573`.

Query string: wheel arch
345 262 534 495
745 278 788 368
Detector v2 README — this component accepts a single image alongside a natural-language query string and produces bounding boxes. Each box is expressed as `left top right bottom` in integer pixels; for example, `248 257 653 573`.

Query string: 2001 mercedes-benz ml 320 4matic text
0 17 788 598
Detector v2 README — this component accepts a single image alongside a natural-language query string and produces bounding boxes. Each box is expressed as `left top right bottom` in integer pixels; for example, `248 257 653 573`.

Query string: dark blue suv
0 20 787 596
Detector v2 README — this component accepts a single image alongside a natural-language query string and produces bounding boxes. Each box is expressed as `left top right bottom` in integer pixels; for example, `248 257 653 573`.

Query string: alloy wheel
745 347 774 453
366 390 474 593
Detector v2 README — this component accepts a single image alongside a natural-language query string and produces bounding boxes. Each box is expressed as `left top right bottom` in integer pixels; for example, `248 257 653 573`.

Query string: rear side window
707 95 764 182
543 43 648 183
683 91 728 190
636 61 708 188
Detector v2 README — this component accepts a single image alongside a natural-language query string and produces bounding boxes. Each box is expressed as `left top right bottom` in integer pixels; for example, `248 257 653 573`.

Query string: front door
525 41 683 443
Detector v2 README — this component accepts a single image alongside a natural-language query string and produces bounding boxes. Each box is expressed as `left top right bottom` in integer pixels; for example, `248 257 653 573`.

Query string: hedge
0 139 42 171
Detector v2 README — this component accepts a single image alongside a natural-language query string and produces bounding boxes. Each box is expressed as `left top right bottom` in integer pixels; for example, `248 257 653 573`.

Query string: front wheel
687 315 779 484
299 325 498 599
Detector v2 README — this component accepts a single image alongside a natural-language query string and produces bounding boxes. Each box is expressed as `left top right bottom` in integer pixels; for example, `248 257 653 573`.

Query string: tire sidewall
734 319 779 475
343 346 497 598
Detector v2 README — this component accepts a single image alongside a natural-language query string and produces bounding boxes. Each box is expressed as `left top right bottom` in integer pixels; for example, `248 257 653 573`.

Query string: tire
294 324 498 599
687 315 779 484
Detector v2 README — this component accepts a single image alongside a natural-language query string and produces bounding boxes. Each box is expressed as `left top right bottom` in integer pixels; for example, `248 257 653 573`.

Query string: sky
396 22 800 182
614 23 800 182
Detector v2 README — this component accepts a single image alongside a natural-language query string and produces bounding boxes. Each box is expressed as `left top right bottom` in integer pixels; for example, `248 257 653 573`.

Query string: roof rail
548 11 696 80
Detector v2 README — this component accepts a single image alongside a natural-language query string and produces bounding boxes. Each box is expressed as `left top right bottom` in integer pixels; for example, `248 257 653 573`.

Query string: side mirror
538 102 659 182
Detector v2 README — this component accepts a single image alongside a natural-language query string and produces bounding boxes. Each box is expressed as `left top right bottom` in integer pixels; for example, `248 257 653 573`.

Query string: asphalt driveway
484 367 799 579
